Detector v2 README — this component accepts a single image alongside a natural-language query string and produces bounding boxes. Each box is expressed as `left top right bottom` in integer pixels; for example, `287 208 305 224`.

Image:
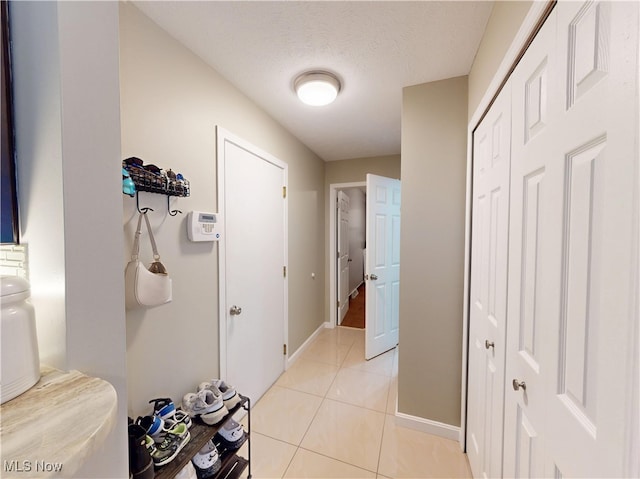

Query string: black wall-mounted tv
1 1 18 244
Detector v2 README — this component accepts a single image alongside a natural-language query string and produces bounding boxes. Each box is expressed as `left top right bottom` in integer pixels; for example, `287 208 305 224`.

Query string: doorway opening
330 175 401 360
329 182 366 330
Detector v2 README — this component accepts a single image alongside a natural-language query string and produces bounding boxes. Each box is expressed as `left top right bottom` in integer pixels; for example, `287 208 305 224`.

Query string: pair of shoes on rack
135 416 191 467
182 380 240 425
133 400 192 468
136 397 192 445
199 380 241 411
181 388 228 426
150 397 193 429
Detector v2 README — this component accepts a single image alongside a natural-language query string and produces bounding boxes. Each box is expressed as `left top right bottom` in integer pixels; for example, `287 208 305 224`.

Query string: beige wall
468 1 533 120
323 155 400 326
399 76 468 426
120 4 325 416
325 155 401 185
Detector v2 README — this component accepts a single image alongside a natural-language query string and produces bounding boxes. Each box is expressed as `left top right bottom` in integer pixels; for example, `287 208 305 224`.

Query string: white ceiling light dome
294 71 341 106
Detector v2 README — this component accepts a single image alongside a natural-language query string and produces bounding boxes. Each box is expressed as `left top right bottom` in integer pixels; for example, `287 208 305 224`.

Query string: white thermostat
187 211 222 242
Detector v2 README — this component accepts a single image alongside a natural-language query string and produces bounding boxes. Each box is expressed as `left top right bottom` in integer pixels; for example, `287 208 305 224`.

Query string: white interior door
504 2 639 477
218 128 287 404
365 174 400 360
466 80 511 479
337 190 350 324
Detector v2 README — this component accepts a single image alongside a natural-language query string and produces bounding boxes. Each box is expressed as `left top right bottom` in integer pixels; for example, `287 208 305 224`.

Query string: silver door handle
485 340 495 350
230 305 242 316
512 379 526 391
369 274 378 280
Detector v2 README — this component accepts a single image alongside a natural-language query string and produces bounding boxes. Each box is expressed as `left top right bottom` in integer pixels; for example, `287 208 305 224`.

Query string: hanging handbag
125 212 172 309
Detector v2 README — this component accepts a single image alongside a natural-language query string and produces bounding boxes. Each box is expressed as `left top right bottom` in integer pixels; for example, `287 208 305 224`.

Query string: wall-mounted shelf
125 166 190 198
122 159 190 215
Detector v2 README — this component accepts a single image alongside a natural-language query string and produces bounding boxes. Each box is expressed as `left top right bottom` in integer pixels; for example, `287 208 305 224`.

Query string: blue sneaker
150 397 192 429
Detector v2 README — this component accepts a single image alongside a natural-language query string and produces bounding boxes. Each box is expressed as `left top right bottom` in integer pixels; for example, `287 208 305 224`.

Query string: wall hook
136 192 154 214
167 195 182 216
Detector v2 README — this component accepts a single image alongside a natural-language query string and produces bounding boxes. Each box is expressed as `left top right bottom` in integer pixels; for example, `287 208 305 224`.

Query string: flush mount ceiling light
294 71 341 106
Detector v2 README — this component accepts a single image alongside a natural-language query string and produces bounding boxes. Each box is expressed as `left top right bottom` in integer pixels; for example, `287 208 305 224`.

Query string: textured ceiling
133 1 493 161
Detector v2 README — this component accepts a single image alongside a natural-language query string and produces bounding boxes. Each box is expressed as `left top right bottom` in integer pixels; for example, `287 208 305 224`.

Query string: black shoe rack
154 395 251 479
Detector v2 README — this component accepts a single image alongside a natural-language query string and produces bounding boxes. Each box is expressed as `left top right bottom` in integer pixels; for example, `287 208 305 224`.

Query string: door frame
217 126 289 380
461 0 554 449
329 181 365 328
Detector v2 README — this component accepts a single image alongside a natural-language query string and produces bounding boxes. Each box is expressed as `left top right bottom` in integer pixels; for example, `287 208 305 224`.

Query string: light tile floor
239 326 471 479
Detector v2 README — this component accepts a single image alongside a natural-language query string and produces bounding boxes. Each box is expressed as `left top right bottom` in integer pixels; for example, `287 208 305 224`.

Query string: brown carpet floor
340 284 365 329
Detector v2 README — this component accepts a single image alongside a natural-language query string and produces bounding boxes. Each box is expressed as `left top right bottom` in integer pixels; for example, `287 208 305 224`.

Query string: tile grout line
290 334 357 460
279 445 299 479
375 403 388 477
286 333 362 473
321 394 390 415
375 346 397 476
297 446 379 476
249 430 300 449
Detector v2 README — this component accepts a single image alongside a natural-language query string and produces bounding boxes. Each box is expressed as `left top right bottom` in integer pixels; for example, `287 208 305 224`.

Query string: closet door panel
504 9 560 478
546 1 638 476
467 79 511 479
504 1 638 477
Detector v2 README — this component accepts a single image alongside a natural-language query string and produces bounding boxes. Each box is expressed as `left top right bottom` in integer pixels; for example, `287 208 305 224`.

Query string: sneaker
198 380 241 410
191 439 222 478
173 408 192 428
136 415 166 444
215 419 245 449
182 389 228 425
150 397 192 429
151 423 191 467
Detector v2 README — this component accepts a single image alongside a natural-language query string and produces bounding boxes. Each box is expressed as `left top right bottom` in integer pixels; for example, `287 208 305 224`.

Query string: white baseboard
395 411 461 442
349 282 364 298
286 322 329 369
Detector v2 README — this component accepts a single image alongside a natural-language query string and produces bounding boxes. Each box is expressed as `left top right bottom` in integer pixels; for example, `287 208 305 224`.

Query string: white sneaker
182 389 228 424
215 418 245 449
191 440 221 478
198 379 241 410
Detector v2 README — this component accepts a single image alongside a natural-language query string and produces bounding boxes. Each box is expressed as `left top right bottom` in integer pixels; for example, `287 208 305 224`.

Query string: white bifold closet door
468 1 639 477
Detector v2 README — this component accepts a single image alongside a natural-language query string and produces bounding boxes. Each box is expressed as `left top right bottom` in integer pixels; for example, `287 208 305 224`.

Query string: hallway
240 327 471 478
